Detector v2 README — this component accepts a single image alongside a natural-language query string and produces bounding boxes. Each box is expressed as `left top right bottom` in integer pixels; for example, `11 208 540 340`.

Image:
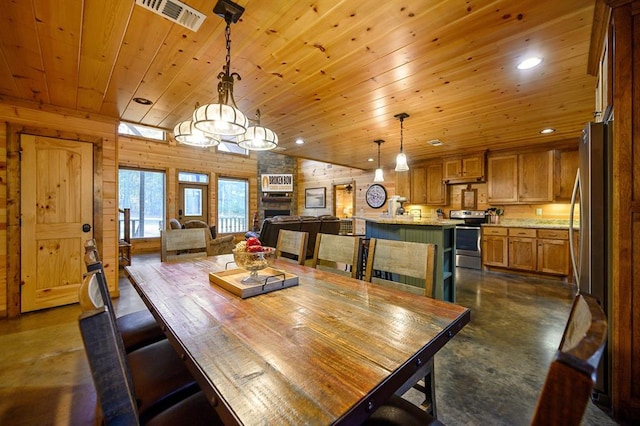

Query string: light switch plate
535 208 543 216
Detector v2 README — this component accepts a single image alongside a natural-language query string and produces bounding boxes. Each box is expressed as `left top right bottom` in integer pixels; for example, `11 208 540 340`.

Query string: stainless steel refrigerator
569 120 612 408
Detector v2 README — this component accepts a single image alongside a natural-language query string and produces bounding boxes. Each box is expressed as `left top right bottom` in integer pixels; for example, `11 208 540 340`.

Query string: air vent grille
135 0 206 32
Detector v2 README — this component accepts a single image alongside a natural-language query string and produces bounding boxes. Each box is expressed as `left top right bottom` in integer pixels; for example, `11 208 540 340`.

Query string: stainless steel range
450 210 487 270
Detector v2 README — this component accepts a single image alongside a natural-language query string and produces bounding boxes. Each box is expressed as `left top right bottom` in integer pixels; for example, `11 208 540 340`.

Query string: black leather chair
84 239 165 353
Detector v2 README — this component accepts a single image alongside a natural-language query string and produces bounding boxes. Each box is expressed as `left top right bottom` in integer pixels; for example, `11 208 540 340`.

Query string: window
119 169 166 238
118 122 165 141
178 171 209 183
218 178 248 233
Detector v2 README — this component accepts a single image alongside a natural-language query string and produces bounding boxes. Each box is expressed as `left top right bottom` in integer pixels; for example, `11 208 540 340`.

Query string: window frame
118 167 166 239
217 176 250 234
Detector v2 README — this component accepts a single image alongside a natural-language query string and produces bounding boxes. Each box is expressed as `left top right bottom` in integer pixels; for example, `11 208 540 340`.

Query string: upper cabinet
395 170 411 201
554 148 579 201
403 162 447 205
487 150 554 204
443 152 486 184
410 165 427 204
426 162 447 205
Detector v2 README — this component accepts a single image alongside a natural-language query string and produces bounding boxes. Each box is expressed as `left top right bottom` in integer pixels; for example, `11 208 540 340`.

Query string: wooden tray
209 267 299 299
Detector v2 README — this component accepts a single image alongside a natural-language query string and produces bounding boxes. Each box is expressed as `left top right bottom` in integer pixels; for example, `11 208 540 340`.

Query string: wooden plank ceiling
0 0 597 170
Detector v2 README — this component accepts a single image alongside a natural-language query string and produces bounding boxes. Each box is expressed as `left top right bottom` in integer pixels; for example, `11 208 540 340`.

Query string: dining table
125 254 471 425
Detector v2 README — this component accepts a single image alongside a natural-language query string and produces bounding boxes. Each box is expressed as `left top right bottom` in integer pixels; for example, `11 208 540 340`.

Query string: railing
118 208 131 243
218 216 247 234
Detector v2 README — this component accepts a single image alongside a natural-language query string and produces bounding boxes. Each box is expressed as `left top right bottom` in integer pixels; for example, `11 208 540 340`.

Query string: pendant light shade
193 103 248 136
174 120 221 147
373 139 385 182
394 112 410 172
237 110 278 150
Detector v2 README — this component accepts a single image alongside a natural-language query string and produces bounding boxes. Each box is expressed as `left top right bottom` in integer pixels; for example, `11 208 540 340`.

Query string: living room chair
275 229 309 265
84 239 165 353
79 306 223 425
311 233 361 278
365 238 438 417
531 293 607 425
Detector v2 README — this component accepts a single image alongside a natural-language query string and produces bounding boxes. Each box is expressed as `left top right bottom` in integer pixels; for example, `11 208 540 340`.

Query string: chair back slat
275 230 309 265
161 228 208 262
79 307 139 425
311 233 361 278
531 294 607 425
364 239 437 297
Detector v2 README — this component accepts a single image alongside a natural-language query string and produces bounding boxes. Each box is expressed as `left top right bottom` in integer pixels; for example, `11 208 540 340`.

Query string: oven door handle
456 225 482 229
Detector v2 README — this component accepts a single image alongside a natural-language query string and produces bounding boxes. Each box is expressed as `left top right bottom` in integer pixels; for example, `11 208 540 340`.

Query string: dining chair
531 293 607 425
275 229 309 265
160 228 208 261
84 239 165 353
79 270 207 424
311 233 361 278
79 305 223 426
364 238 438 417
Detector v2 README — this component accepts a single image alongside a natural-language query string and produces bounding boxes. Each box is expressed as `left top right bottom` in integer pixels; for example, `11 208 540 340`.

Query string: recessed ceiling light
540 128 556 134
517 57 543 70
427 139 444 146
133 97 153 105
295 138 304 145
367 157 374 162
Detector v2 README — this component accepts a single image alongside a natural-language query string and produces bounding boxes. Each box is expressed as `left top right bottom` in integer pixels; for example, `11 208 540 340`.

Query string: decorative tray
209 267 299 299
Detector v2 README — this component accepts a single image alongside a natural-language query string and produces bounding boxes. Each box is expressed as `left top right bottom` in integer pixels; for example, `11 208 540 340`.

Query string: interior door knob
82 223 92 232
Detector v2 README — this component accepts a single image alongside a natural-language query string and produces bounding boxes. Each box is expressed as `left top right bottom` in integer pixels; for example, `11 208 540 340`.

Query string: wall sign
261 174 293 192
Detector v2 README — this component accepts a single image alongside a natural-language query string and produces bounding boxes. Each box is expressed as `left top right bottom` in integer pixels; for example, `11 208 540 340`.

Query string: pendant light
373 139 385 182
394 112 410 172
174 0 277 150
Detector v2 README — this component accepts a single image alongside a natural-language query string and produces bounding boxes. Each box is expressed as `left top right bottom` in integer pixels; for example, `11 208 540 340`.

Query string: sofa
257 215 341 259
168 219 235 256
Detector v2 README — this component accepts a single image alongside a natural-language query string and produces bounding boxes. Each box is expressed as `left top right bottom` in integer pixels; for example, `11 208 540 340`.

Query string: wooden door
426 162 447 205
178 182 208 224
508 237 537 271
487 154 518 203
410 165 427 204
21 135 94 312
518 150 554 202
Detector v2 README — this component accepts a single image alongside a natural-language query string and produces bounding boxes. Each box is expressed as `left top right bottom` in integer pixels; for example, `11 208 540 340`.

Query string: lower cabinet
482 226 571 279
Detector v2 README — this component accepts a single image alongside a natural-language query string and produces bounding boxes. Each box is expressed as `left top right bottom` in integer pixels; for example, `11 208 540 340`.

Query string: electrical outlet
535 208 543 216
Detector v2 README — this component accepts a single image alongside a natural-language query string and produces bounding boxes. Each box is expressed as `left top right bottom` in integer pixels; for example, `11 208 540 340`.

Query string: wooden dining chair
79 270 210 424
311 233 361 278
84 239 165 353
79 306 223 426
364 238 439 417
160 228 208 262
275 229 309 265
531 293 607 426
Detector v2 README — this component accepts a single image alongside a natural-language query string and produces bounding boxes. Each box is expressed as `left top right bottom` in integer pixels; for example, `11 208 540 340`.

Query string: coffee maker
388 196 407 216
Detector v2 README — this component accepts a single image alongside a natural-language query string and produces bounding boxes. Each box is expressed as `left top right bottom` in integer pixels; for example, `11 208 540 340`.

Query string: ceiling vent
135 0 206 32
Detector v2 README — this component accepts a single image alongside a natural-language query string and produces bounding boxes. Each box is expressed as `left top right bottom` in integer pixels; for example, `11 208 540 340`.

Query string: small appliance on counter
387 195 407 216
449 210 488 270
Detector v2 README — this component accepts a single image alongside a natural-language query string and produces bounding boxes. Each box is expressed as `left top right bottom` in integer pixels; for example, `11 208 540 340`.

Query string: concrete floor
0 258 619 425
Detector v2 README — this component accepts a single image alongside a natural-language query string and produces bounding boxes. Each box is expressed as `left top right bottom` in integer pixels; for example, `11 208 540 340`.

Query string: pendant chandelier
174 0 278 150
373 139 385 182
173 104 221 147
394 112 410 172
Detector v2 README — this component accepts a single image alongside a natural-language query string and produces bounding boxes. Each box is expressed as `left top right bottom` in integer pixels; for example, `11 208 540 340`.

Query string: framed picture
461 187 478 210
305 187 326 208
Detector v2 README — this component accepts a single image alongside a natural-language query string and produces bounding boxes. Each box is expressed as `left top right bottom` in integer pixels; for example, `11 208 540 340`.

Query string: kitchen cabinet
395 170 410 201
443 152 485 183
410 165 427 204
537 229 570 275
482 226 571 279
554 148 579 201
508 228 537 271
425 162 447 205
487 150 554 204
481 227 508 267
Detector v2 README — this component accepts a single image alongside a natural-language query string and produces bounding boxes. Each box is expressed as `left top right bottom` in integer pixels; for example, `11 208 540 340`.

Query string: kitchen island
359 216 461 302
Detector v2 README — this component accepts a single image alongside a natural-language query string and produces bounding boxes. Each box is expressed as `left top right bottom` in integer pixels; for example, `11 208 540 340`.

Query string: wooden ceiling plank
33 0 83 110
0 0 49 103
77 0 134 113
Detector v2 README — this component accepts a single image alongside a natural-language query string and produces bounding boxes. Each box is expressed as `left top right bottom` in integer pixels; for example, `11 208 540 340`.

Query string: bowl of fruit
232 237 276 282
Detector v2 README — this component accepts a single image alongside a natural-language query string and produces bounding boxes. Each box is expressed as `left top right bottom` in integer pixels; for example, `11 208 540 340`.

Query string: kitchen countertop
355 216 462 226
482 218 577 230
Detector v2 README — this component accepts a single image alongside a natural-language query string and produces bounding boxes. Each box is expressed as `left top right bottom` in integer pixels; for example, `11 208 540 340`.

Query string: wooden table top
125 255 470 425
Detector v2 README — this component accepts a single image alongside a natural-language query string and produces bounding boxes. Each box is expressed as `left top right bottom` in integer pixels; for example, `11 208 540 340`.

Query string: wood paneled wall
0 100 118 318
118 136 258 253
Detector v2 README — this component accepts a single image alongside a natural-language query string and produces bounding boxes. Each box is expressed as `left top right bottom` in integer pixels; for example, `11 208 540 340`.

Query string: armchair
168 219 235 256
